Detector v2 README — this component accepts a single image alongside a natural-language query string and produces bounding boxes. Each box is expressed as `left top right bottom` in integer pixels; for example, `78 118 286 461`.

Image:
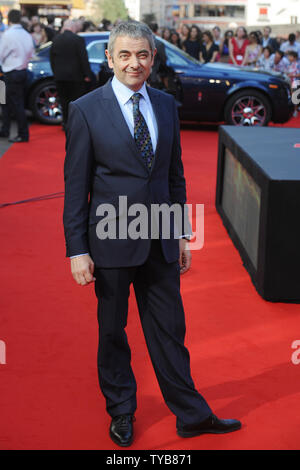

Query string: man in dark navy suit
63 21 241 447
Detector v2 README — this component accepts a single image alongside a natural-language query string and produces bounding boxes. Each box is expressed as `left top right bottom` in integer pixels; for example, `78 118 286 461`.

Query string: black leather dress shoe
8 136 29 143
109 414 136 447
177 413 242 437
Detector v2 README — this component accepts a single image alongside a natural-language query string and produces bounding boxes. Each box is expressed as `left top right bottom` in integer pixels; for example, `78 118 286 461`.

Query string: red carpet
0 116 300 450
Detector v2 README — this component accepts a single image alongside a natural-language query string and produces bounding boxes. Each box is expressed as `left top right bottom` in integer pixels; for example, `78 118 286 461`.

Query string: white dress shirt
0 24 34 72
111 75 158 152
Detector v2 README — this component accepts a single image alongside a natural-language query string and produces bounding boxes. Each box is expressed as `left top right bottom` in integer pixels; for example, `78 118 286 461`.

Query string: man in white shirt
0 9 34 143
280 33 300 58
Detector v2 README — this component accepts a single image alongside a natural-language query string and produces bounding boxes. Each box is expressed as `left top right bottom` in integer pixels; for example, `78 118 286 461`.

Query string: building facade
125 0 300 28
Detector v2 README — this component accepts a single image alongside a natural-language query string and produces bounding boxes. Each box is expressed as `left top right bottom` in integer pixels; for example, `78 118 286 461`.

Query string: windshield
159 37 201 66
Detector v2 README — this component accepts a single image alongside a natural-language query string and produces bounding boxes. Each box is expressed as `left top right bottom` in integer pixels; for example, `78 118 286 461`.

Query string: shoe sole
109 430 133 447
177 423 242 438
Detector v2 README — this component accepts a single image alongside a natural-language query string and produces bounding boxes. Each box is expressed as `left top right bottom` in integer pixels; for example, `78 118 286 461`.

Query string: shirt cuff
70 253 89 259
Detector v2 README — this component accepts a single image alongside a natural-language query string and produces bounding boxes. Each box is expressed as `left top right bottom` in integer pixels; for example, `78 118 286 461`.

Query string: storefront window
194 4 245 19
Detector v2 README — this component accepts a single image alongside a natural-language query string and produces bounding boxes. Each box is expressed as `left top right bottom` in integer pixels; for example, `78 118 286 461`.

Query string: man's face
274 52 281 64
263 28 270 38
105 35 156 91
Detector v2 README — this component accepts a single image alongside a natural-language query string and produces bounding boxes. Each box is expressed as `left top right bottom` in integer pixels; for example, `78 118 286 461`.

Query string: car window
87 41 107 62
165 48 190 67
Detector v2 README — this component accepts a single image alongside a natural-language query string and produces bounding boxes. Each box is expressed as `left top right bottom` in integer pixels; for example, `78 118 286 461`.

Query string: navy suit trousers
94 239 212 427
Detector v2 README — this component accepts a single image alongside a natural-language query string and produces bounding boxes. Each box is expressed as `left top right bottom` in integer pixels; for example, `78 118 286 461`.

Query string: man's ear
105 49 114 69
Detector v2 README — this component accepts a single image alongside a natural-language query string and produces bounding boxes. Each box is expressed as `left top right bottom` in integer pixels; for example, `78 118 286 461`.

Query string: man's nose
129 55 140 68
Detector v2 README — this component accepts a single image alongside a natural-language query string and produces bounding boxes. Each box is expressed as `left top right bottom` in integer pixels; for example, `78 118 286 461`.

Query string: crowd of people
158 24 300 79
157 23 300 116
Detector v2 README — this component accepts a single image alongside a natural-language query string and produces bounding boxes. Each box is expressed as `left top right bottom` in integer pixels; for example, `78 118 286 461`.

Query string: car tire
224 89 272 126
28 79 62 125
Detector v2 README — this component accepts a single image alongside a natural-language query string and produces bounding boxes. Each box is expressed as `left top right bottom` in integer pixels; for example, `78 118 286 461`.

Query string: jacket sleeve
77 36 92 78
63 102 94 257
168 97 192 237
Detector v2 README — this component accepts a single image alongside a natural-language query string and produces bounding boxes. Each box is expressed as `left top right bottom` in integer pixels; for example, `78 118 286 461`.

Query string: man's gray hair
108 21 155 56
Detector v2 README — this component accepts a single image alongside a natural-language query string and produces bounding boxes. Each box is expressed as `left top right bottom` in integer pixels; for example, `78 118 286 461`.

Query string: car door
165 44 227 121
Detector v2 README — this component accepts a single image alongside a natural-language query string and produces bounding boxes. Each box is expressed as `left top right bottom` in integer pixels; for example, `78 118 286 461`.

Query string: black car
26 32 294 127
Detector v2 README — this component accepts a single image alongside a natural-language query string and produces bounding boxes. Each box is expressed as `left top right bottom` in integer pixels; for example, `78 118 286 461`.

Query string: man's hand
70 254 96 286
179 238 191 275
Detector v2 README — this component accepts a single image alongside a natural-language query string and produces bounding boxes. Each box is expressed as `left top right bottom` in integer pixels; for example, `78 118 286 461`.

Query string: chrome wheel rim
231 95 267 126
34 84 62 123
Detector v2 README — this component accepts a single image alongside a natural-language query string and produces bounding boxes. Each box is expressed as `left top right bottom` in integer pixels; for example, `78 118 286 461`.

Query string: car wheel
29 80 62 125
224 89 271 126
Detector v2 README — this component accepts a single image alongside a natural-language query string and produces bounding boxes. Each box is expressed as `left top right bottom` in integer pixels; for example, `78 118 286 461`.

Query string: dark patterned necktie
131 93 154 170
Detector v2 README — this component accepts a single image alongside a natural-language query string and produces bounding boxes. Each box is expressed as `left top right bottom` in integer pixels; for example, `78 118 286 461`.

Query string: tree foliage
93 0 129 23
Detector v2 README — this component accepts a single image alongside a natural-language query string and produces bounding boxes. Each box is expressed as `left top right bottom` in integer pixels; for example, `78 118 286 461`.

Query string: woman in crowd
199 30 219 63
169 30 181 48
182 25 202 60
229 26 249 66
257 46 273 71
242 31 262 66
179 23 190 44
212 26 222 46
31 23 48 48
219 29 234 63
270 50 289 73
161 27 171 42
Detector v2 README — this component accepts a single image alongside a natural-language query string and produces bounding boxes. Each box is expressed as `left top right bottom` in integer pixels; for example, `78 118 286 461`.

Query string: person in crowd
286 50 300 116
199 30 219 63
73 19 84 33
50 19 92 129
179 23 190 44
257 46 273 71
182 24 202 60
229 26 249 66
169 30 181 48
242 31 262 66
45 14 57 42
256 30 263 45
219 29 233 62
280 33 300 58
212 26 222 46
20 15 30 31
63 20 242 447
30 15 40 29
82 20 97 32
0 9 34 143
148 22 168 89
270 49 289 73
262 26 279 52
31 22 48 48
296 31 300 42
161 27 171 42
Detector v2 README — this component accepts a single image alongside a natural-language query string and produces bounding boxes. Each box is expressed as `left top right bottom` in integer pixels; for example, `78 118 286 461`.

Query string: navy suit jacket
63 79 190 268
